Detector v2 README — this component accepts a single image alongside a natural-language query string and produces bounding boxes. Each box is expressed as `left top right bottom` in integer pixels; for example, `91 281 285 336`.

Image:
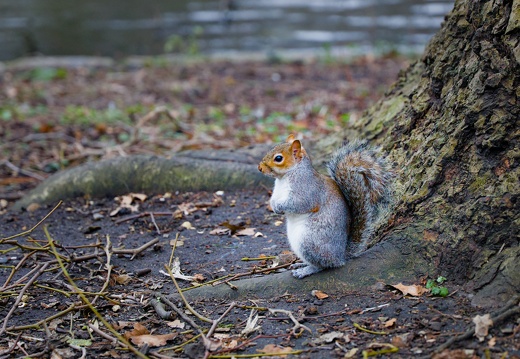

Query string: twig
353 322 387 335
169 233 180 267
114 212 175 225
207 302 237 339
88 323 118 345
241 256 277 261
0 332 22 356
113 237 159 260
150 298 173 320
163 265 212 323
149 212 161 234
268 309 312 336
91 235 113 305
0 201 62 242
0 159 46 181
362 344 398 357
202 302 237 358
7 303 88 331
158 294 203 333
0 262 50 336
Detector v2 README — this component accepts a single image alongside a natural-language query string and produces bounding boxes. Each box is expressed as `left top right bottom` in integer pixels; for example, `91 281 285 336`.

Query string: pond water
0 0 454 61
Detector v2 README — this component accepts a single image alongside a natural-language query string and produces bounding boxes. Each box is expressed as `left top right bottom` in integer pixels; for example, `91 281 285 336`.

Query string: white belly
286 213 309 262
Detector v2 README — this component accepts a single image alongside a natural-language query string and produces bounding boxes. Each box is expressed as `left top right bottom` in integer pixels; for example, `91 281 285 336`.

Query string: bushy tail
327 140 394 249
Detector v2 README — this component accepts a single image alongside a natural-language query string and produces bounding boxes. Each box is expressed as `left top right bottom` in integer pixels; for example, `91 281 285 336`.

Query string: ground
1 57 519 358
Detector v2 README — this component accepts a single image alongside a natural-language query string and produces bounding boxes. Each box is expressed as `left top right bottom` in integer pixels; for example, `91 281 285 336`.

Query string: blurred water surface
0 0 454 61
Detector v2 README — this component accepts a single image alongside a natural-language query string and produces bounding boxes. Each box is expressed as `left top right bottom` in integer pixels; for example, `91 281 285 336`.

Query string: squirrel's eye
274 155 283 163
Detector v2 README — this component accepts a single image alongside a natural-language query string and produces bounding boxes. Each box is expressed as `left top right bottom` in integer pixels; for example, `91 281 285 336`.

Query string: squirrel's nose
258 165 263 172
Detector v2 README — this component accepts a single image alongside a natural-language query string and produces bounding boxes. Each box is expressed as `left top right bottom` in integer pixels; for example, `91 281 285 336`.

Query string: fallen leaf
254 232 264 237
258 344 293 357
166 319 185 329
235 227 256 236
274 220 283 226
384 318 397 328
311 331 349 344
169 238 184 247
311 290 329 300
391 283 429 296
391 333 412 347
210 227 231 235
114 274 132 285
130 333 177 347
181 221 195 230
473 314 493 342
123 323 149 339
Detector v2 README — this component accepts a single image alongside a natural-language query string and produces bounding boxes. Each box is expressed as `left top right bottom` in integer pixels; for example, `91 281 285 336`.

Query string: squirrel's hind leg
291 264 322 278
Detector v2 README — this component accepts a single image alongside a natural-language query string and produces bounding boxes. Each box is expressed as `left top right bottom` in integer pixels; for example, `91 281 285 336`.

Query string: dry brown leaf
391 283 429 296
391 333 412 347
258 344 293 356
130 333 177 347
384 318 397 328
114 274 132 285
123 322 149 339
311 290 329 300
473 314 493 342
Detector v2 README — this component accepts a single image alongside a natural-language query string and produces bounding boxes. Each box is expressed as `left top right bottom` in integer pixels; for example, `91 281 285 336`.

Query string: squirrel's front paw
291 265 321 279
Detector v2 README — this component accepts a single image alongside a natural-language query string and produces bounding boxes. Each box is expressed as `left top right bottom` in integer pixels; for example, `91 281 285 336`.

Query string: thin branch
163 265 212 323
0 201 62 242
268 308 312 336
0 159 46 181
0 262 50 336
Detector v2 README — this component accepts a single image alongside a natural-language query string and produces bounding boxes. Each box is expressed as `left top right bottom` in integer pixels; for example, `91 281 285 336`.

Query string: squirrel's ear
286 134 296 143
291 140 303 159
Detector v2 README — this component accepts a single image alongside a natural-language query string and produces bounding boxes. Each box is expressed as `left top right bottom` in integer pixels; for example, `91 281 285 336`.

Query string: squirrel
258 134 394 278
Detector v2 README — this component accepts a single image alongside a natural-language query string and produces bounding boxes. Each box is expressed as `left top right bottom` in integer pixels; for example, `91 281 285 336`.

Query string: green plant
426 276 449 297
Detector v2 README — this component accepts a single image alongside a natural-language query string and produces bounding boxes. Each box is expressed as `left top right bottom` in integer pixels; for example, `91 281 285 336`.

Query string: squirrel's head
258 134 308 178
